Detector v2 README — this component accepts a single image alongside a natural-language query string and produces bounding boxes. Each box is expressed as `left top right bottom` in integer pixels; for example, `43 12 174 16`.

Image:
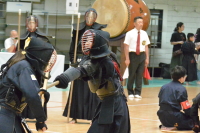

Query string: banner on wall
6 2 31 12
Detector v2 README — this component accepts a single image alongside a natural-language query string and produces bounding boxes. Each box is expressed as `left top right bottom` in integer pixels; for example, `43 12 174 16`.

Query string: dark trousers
0 105 25 133
170 54 183 71
157 109 193 130
87 95 130 133
127 52 145 95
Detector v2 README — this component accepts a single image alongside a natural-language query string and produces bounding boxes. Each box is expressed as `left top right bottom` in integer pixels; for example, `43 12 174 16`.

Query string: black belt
129 51 145 55
130 51 145 52
160 105 179 112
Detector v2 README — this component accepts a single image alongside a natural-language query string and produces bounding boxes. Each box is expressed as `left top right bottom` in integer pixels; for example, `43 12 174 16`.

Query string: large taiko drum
92 0 150 38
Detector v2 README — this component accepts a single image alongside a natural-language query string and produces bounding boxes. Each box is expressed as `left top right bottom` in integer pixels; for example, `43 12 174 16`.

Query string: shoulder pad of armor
91 22 107 30
20 31 30 40
35 29 49 37
73 22 86 31
81 59 99 76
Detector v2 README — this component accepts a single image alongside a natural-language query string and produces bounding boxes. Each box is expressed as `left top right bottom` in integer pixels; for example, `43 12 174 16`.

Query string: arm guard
62 67 81 81
81 59 99 77
54 67 81 88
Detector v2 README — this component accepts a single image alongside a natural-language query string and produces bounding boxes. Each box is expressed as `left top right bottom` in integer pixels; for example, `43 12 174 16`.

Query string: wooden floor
27 78 200 133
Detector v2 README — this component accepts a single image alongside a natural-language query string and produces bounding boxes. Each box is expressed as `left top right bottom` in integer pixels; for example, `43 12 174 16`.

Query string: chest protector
89 79 116 100
82 58 119 100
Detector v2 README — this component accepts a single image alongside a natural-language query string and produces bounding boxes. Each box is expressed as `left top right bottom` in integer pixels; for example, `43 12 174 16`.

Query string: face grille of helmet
81 30 95 55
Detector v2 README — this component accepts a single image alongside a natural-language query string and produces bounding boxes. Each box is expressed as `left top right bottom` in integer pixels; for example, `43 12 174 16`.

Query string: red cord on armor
112 61 123 81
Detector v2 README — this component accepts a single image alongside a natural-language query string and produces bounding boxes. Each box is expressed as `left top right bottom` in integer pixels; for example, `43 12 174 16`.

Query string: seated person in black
157 66 193 131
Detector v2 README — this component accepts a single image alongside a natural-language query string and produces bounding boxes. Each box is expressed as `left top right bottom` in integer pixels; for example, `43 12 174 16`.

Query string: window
0 2 5 18
147 9 163 48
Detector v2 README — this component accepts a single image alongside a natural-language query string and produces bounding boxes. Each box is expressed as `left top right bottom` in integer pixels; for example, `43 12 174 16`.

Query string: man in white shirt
4 30 18 52
124 16 150 99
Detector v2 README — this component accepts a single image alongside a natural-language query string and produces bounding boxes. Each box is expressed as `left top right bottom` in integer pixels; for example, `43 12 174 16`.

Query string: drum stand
109 35 126 86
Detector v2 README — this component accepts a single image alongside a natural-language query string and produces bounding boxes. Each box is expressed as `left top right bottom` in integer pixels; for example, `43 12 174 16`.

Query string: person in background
181 33 200 85
124 16 150 99
195 28 200 43
170 22 186 71
20 15 50 50
21 15 51 120
63 8 105 123
4 30 18 53
157 66 193 132
194 28 200 84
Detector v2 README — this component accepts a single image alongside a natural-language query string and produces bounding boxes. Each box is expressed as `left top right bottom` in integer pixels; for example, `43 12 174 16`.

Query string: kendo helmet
22 37 57 79
81 29 111 59
85 8 97 26
26 15 38 32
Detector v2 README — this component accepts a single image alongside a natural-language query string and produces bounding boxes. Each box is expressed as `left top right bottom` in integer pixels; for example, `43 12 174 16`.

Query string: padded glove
54 74 69 89
35 121 47 131
39 89 50 104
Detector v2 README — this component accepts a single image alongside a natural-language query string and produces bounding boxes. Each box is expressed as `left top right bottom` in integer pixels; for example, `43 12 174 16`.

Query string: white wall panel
146 0 200 66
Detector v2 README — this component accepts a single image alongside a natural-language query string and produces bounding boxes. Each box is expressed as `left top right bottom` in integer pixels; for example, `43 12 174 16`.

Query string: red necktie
136 31 140 55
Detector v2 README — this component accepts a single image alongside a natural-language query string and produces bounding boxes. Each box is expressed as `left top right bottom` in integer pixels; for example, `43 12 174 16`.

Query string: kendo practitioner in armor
157 66 194 131
19 15 50 50
63 8 106 123
20 15 51 120
0 38 56 133
54 29 130 133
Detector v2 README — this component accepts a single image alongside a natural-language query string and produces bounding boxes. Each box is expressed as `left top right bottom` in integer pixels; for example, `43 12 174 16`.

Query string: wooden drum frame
92 0 150 38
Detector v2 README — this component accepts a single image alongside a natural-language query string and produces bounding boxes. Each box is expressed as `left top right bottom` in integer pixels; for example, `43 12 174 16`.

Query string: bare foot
197 81 200 85
160 126 177 131
69 119 77 124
